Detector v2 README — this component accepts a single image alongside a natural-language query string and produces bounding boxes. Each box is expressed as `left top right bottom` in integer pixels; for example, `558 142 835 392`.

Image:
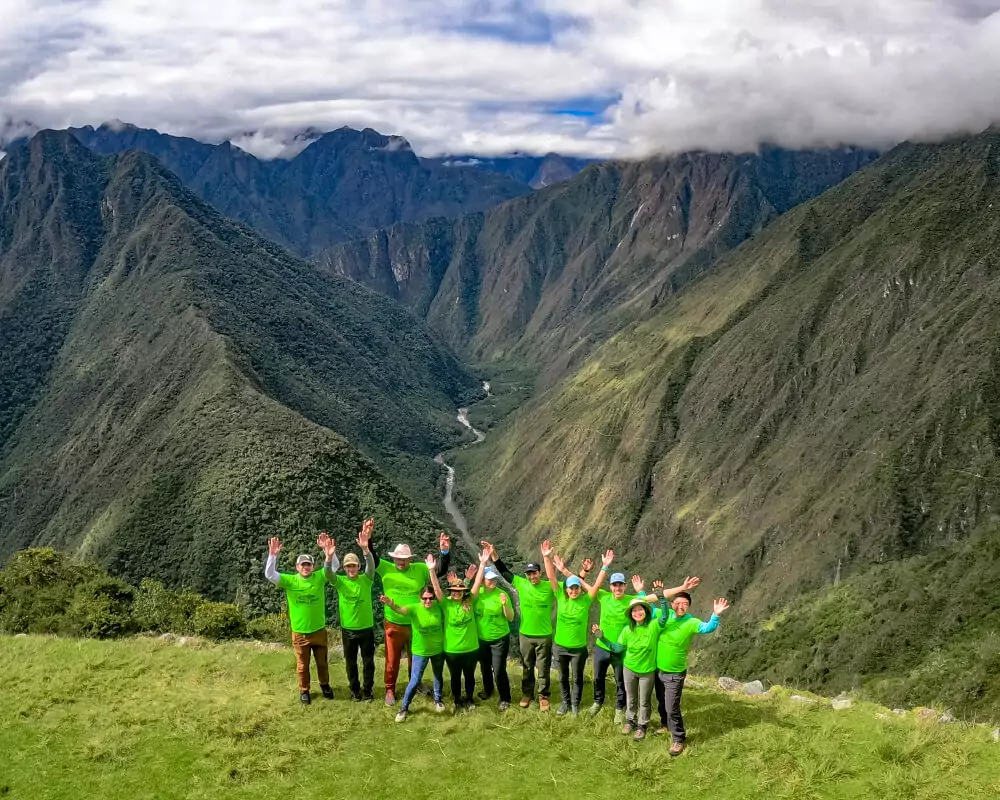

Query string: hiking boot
362 692 374 703
633 726 647 742
477 690 491 701
320 684 334 700
519 696 532 709
557 703 569 716
350 692 362 702
300 691 311 705
588 702 603 717
621 721 635 735
653 726 668 736
571 705 580 716
669 742 685 757
613 708 625 725
384 690 396 706
499 701 510 712
539 697 550 712
395 710 408 723
434 702 446 713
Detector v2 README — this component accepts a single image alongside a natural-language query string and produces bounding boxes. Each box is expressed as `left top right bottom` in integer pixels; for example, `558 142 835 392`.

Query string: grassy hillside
0 131 474 595
451 132 1000 714
2 635 998 800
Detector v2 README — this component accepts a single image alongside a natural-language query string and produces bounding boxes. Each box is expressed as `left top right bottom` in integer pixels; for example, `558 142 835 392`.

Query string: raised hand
552 553 566 573
591 624 601 635
465 563 477 581
499 592 508 606
426 553 438 571
652 579 664 592
601 549 615 568
357 518 374 549
581 557 594 573
480 540 498 561
682 576 701 591
317 532 336 559
479 547 492 565
447 570 458 584
631 574 645 593
540 539 553 558
439 532 451 552
713 598 730 615
268 537 282 556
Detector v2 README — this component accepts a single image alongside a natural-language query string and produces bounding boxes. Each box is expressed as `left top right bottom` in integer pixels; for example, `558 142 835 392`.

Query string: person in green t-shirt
471 545 515 710
652 590 729 756
379 567 448 723
333 518 377 701
547 543 612 715
428 553 480 711
264 534 336 705
509 543 557 710
372 531 452 706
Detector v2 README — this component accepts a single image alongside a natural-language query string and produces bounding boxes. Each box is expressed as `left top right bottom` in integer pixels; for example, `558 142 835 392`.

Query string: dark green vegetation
0 131 472 597
322 146 877 380
448 132 1000 717
69 123 531 255
4 635 1000 800
421 151 595 189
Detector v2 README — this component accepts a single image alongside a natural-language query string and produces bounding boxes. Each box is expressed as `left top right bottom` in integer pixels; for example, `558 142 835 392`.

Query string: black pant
478 635 511 702
592 646 626 709
444 651 478 703
654 670 687 742
554 644 588 709
341 627 376 697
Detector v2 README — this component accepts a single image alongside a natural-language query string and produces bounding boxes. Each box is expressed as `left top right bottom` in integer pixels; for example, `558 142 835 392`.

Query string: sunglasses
421 596 435 601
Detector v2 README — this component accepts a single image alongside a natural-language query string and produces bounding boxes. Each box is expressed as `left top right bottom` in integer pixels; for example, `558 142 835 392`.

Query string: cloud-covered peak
3 0 1000 158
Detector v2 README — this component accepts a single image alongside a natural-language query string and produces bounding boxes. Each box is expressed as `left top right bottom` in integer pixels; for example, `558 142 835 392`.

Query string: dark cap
524 562 541 573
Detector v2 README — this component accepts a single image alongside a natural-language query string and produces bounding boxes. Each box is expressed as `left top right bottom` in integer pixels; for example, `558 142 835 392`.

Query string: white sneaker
434 702 446 713
395 710 407 723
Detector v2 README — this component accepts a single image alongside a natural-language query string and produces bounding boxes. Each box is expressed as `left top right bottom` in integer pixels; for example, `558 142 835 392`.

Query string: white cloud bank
2 0 1000 158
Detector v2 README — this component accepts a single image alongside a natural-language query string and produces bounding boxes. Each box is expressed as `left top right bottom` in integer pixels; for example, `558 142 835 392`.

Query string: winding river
434 382 490 556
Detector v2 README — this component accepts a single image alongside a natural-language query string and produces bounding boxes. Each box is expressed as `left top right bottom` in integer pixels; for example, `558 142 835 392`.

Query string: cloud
2 0 1000 158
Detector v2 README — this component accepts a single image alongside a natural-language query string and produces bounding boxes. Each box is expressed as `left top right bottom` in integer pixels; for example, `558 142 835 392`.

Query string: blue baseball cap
610 572 626 584
565 575 582 588
484 567 500 580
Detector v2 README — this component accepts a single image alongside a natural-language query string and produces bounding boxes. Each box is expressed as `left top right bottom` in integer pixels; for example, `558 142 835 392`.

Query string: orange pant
384 621 412 694
292 628 330 692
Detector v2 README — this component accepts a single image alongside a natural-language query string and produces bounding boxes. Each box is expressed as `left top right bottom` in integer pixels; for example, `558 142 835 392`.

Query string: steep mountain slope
422 152 595 189
0 131 475 597
453 132 1000 710
321 147 876 378
68 123 531 255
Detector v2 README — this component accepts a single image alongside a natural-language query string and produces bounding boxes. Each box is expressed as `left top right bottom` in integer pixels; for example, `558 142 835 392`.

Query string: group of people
264 519 729 756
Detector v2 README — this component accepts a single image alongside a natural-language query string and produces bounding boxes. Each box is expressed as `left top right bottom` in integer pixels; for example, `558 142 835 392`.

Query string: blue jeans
401 653 445 710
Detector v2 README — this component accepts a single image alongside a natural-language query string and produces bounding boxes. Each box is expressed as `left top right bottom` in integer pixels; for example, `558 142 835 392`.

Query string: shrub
245 613 289 643
0 548 104 634
67 577 137 638
192 602 246 640
132 579 206 634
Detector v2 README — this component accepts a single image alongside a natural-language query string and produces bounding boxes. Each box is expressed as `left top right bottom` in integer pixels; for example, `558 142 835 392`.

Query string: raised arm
471 548 490 596
541 540 558 592
379 594 411 617
265 537 282 584
317 532 340 579
436 532 452 577
659 576 701 600
586 550 613 598
481 540 514 582
426 554 445 601
357 518 375 577
698 598 728 633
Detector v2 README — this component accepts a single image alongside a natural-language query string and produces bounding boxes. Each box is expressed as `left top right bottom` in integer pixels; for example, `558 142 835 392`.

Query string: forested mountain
67 123 532 256
321 146 877 380
0 131 475 597
422 152 595 189
452 132 1000 713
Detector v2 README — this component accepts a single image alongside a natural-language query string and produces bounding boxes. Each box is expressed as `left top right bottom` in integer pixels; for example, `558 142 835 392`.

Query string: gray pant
519 634 552 699
624 667 655 728
655 670 687 742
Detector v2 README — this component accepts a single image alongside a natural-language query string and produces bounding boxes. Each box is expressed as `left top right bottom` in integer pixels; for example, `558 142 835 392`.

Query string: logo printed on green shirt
277 571 329 634
443 598 479 654
334 573 374 630
511 576 555 637
377 560 430 626
473 587 510 640
554 591 593 649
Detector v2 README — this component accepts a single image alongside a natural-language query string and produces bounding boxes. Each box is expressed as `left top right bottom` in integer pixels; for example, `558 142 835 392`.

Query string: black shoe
477 690 491 701
350 691 362 702
300 691 311 705
362 692 374 703
320 684 334 700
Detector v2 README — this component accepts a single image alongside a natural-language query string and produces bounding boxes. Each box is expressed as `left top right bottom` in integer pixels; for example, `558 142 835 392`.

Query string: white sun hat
387 543 414 559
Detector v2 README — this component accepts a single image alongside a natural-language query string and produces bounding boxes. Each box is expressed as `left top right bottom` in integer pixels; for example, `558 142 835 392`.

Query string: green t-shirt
554 591 594 649
473 587 510 640
617 622 661 674
406 601 444 657
333 573 374 630
442 598 479 654
511 575 555 637
596 590 632 653
655 611 707 673
277 571 329 634
377 559 430 626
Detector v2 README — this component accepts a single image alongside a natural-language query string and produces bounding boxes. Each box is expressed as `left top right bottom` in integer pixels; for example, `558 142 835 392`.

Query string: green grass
2 636 999 799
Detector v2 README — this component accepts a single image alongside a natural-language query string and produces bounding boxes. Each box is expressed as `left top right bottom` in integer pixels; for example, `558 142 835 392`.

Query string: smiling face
344 562 359 578
420 592 435 606
672 596 691 616
566 584 582 598
610 581 626 599
393 558 411 571
525 569 541 585
631 604 648 622
485 577 497 590
296 562 314 577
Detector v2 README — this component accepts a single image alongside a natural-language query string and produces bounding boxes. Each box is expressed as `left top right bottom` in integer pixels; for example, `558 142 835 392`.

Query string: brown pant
383 621 412 695
292 628 330 692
